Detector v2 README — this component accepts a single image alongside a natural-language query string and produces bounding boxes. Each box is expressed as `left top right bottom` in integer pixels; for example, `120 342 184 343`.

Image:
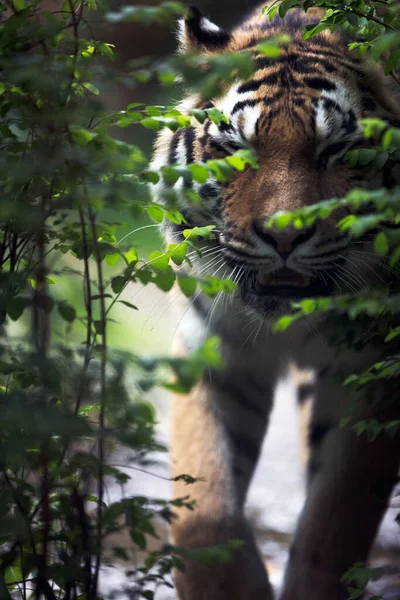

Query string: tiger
150 3 400 599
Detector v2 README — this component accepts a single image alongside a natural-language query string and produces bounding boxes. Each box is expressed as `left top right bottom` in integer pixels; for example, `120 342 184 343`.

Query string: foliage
2 0 400 596
342 561 400 599
262 0 400 416
0 0 265 597
263 0 400 596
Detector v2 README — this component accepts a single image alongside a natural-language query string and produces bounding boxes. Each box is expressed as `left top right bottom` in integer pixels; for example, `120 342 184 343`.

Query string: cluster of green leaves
0 0 271 597
262 0 400 594
105 8 291 96
266 0 400 71
342 561 399 600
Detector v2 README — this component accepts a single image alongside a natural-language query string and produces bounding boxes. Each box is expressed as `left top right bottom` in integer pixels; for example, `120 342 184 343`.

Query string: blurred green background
46 0 264 356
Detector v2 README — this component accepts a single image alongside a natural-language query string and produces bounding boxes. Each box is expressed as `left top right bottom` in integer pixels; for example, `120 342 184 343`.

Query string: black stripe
343 119 358 136
289 107 308 134
288 52 340 75
280 69 302 88
308 459 321 481
309 423 332 447
168 129 181 165
260 43 361 76
317 141 349 168
232 99 258 115
228 429 261 465
237 72 279 94
323 97 343 114
262 91 285 106
303 77 336 92
297 383 314 405
175 206 194 225
361 96 376 112
233 465 248 479
372 475 399 501
209 139 228 154
310 107 316 133
218 379 267 419
314 234 348 249
255 56 277 71
304 46 363 71
199 183 220 200
219 119 234 133
290 54 338 75
261 108 281 135
318 365 330 378
293 96 306 107
241 34 263 50
200 120 211 162
185 127 195 165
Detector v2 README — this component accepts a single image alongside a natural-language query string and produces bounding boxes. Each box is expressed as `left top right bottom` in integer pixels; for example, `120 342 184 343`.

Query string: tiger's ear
177 6 231 52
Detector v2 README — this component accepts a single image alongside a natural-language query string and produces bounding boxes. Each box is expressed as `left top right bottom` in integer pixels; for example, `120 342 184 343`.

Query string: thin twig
76 209 93 415
87 205 106 600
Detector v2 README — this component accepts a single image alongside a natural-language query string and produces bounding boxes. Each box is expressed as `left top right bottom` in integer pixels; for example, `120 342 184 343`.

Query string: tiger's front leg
171 365 274 600
280 373 400 600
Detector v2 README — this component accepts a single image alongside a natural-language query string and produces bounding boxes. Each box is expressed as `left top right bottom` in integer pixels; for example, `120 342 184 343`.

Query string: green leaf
111 276 127 293
177 274 197 297
141 170 160 184
105 252 120 266
190 109 206 123
118 300 138 311
300 299 316 314
124 248 138 264
82 82 100 95
153 268 175 292
147 204 164 223
347 588 365 599
273 212 293 230
98 42 115 59
358 148 376 166
206 107 229 125
385 327 400 343
226 155 246 170
183 225 215 241
233 148 258 169
130 530 146 550
69 126 94 146
370 32 400 61
374 232 389 256
273 315 297 332
94 320 105 335
169 242 187 266
11 0 26 10
113 546 130 561
5 297 30 321
58 303 77 323
188 163 209 184
0 572 12 599
140 118 161 131
148 250 170 271
161 166 180 185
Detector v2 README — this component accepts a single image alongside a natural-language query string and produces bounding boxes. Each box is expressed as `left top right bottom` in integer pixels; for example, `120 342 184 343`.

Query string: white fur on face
314 83 363 166
211 83 261 148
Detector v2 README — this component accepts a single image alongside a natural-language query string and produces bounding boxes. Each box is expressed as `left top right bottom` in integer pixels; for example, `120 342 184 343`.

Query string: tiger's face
153 4 400 317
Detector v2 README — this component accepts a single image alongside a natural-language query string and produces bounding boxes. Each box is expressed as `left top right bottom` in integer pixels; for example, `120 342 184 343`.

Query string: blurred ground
99 282 400 600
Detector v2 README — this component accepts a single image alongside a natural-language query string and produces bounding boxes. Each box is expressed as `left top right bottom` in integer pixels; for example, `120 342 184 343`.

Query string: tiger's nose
253 222 316 257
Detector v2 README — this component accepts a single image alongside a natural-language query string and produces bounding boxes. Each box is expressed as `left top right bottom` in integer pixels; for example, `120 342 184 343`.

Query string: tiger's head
152 4 400 318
